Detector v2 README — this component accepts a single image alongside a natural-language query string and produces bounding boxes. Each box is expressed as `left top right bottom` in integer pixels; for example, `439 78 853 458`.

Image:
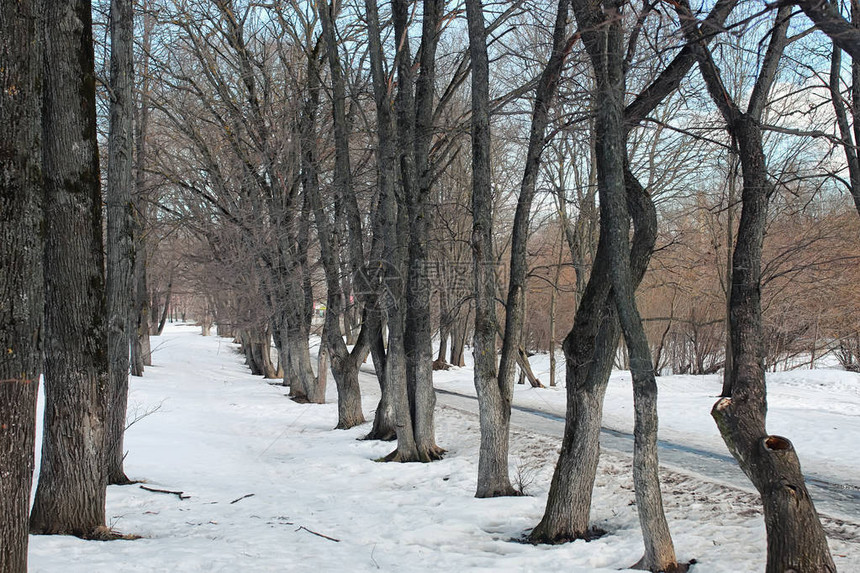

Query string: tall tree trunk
105 0 135 486
0 0 43 564
686 5 835 570
361 0 418 461
30 0 109 537
468 0 570 497
317 0 366 430
450 305 468 367
465 0 517 496
390 0 445 462
131 3 153 375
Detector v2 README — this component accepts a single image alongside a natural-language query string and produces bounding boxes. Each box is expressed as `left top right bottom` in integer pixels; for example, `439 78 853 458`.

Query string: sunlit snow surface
28 324 860 572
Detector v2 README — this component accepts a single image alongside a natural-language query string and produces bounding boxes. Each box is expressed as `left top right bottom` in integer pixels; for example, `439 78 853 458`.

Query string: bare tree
30 0 110 537
466 0 572 497
105 0 136 485
531 2 737 565
684 3 836 570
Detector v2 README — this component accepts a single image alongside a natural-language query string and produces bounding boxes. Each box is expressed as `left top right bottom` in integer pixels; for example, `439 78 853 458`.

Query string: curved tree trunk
685 5 835 570
593 40 677 566
529 240 619 542
532 0 737 549
0 0 43 563
30 0 109 537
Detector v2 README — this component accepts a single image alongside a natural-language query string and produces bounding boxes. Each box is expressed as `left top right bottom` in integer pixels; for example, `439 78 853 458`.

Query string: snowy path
27 325 860 572
435 388 860 521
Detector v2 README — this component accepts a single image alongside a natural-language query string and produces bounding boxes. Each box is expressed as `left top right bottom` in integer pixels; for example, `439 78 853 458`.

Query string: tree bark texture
0 0 43 564
105 0 135 486
30 0 109 537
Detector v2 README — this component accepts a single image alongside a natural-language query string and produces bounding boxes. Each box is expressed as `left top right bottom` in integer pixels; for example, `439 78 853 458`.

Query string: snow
28 324 860 572
436 351 860 490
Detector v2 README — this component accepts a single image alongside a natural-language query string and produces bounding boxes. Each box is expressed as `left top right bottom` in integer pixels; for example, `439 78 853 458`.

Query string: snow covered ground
435 351 860 494
27 324 860 572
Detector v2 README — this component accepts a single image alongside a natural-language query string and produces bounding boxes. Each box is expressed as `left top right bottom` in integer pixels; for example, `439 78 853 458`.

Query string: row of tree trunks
238 329 279 379
29 0 109 537
0 0 43 564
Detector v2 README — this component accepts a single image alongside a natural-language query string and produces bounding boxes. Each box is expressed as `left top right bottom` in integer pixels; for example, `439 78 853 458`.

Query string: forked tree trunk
467 0 570 497
0 0 43 564
30 0 109 537
686 5 835 570
105 0 135 486
392 0 445 462
533 0 739 544
595 59 677 569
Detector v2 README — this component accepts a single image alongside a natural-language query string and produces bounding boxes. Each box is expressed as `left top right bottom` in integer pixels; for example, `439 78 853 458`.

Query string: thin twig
296 525 340 542
230 493 255 504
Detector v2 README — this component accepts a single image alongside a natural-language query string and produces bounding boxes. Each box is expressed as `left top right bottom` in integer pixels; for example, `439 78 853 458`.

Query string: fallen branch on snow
230 493 255 504
140 485 190 500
